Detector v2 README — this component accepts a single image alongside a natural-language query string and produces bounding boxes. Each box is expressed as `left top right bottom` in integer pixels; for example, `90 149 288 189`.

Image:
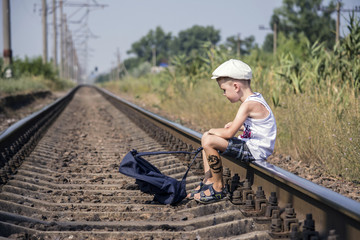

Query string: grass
99 15 360 181
0 75 75 97
0 77 47 96
274 91 360 180
100 69 360 182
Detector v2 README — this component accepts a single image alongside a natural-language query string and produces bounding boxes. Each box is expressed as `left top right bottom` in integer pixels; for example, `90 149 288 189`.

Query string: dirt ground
0 91 67 132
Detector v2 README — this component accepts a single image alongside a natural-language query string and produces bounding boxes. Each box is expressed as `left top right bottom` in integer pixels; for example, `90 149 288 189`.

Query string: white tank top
238 92 277 160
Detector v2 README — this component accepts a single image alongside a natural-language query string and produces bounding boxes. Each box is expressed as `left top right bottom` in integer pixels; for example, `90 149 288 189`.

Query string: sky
1 0 359 79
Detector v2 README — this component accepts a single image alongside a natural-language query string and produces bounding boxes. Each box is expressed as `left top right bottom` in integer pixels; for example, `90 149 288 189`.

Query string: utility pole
335 2 360 44
64 16 69 80
152 46 156 67
58 1 107 81
59 0 64 78
237 34 241 58
69 31 75 82
273 23 277 56
62 15 67 80
259 25 277 56
336 1 340 43
68 30 73 81
73 50 79 83
116 48 121 80
42 0 48 63
318 2 360 44
2 0 12 68
116 48 128 78
52 0 57 69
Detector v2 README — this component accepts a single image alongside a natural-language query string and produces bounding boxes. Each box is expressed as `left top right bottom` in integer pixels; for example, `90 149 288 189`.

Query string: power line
61 0 107 83
37 0 107 83
318 1 360 43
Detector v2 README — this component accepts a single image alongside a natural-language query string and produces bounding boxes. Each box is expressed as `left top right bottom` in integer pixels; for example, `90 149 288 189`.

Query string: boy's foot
186 181 212 199
194 185 227 204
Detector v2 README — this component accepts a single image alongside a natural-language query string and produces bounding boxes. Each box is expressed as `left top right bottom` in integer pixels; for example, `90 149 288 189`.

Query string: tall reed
101 15 360 181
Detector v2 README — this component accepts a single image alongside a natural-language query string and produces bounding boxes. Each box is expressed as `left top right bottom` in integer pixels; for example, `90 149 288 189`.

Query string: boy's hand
224 122 232 128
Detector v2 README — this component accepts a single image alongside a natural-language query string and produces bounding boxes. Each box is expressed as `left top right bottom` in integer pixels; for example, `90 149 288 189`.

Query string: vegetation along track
0 85 359 239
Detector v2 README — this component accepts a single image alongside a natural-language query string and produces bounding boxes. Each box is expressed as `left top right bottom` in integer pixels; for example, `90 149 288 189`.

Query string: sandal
195 184 227 204
187 182 212 200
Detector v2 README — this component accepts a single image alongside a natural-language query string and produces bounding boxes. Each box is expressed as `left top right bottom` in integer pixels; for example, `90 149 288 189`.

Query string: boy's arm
208 103 250 139
224 122 232 128
224 122 245 131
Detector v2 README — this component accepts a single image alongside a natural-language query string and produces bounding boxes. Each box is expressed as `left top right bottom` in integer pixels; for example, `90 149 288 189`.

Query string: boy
191 59 277 204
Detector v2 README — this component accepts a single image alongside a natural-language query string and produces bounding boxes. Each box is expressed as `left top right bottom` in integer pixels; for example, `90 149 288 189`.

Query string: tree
124 25 221 71
262 34 274 53
127 26 172 67
224 35 256 56
11 56 57 80
123 57 141 72
172 25 221 56
263 0 336 51
95 73 110 83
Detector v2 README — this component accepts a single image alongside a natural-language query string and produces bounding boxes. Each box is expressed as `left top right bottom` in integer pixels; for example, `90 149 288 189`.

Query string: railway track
0 85 359 239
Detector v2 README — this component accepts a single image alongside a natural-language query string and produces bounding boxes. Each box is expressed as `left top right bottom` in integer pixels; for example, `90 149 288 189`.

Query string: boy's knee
202 133 216 150
201 132 210 144
202 131 210 137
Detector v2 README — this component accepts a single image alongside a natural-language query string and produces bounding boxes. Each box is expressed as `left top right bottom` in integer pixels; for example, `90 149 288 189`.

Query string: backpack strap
181 147 203 181
132 147 203 158
131 147 203 181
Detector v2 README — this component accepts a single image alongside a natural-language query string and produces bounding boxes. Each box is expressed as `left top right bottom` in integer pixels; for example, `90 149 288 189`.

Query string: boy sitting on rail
189 59 277 204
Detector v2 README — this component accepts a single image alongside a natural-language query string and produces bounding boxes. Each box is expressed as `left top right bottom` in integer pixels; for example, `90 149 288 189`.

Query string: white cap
211 59 252 80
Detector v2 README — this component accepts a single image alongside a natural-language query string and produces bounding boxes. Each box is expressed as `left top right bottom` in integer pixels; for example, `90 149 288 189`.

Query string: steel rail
96 86 360 239
0 86 80 185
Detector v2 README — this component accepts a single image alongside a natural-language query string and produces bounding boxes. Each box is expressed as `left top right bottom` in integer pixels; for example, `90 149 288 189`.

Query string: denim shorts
221 137 255 162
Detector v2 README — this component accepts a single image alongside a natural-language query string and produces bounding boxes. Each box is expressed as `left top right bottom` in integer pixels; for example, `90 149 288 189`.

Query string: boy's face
217 78 240 103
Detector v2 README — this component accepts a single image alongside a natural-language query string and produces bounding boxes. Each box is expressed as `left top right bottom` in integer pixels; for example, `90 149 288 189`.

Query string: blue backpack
119 147 203 205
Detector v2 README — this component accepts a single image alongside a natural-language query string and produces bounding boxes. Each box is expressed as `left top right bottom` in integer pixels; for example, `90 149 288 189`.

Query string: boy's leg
186 133 215 198
193 132 228 200
202 149 212 183
186 148 212 199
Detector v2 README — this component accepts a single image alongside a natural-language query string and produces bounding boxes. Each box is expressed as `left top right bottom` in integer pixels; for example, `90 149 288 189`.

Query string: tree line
123 25 256 71
96 0 341 82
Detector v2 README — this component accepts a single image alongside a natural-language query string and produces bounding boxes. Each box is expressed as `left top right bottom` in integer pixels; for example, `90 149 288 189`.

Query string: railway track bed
0 86 359 239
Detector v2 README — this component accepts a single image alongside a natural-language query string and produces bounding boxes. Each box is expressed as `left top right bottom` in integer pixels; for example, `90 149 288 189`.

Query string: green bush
1 56 75 95
0 77 47 95
9 56 57 80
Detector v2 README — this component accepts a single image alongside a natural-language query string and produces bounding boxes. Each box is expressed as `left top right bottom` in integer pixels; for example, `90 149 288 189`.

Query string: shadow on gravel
0 91 52 113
